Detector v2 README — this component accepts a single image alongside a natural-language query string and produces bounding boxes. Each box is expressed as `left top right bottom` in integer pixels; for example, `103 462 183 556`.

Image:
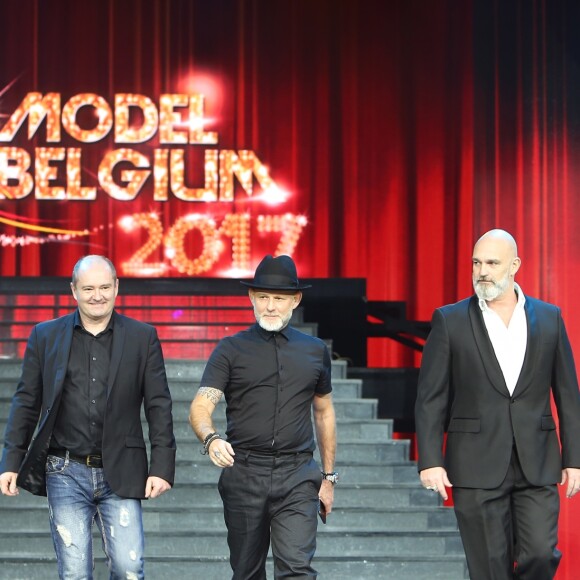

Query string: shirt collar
74 309 116 333
478 282 526 313
254 322 291 342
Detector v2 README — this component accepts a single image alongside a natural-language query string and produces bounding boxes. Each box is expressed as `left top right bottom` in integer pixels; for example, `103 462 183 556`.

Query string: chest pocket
447 418 480 433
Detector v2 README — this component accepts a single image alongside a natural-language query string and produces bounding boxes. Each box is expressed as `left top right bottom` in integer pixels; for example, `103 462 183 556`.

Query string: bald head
474 229 518 259
72 255 117 287
472 229 521 302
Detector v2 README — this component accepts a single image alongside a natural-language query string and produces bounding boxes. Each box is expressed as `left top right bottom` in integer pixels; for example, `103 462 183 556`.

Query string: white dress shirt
478 282 527 396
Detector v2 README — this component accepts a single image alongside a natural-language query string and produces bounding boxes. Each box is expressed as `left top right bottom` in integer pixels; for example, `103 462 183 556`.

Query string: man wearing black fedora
190 254 337 579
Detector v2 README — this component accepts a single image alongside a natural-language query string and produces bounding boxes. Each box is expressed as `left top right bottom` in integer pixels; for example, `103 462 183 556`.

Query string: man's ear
511 257 521 277
292 292 303 309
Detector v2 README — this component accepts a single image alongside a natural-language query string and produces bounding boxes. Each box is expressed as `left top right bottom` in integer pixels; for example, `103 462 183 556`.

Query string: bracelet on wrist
203 432 218 446
201 432 222 455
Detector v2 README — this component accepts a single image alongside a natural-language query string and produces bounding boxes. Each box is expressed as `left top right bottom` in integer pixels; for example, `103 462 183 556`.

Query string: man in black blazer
0 255 176 579
415 229 580 580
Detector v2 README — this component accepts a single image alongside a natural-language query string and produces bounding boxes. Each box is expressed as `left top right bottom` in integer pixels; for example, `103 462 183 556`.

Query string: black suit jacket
0 311 176 498
415 295 580 488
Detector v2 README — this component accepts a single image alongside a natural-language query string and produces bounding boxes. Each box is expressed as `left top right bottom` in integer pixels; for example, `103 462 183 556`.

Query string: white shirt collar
478 282 526 313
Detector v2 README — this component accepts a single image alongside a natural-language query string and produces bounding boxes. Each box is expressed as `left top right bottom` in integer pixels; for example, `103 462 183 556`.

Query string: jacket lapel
52 314 75 400
107 312 125 399
38 314 75 425
468 296 510 396
512 299 539 397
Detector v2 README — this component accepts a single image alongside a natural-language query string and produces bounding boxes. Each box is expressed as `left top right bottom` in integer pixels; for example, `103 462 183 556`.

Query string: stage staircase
0 312 468 579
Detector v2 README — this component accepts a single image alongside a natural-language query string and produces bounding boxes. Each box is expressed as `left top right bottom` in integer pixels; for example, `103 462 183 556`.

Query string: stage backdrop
2 1 580 576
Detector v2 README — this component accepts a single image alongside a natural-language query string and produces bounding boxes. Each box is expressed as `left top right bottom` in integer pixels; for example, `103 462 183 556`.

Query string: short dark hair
71 255 117 286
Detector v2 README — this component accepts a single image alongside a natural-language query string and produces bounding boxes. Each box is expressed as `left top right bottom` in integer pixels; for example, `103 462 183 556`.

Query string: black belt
49 449 103 468
235 448 313 466
234 447 312 457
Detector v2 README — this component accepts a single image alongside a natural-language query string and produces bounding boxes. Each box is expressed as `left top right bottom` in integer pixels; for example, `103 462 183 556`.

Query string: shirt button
92 357 97 361
92 378 96 382
91 400 96 404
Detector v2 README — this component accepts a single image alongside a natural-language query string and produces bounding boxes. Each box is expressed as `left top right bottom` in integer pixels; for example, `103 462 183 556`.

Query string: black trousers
218 450 322 580
453 446 561 580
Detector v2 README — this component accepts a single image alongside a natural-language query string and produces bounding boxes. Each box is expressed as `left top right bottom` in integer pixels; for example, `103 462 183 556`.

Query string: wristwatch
321 471 339 484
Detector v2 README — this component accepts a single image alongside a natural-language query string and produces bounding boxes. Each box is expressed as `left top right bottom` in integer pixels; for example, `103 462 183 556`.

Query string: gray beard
473 277 509 301
258 318 285 332
256 313 292 332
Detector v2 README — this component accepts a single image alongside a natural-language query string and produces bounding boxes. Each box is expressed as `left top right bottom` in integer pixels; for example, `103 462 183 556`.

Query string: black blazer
0 311 176 498
415 295 580 489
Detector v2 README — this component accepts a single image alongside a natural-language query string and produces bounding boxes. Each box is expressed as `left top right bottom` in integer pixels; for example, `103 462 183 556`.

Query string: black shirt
200 323 332 453
50 310 113 456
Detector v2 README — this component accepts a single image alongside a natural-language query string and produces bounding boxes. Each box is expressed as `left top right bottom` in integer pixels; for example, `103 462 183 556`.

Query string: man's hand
561 467 580 499
318 479 335 515
0 472 19 496
419 466 452 500
207 438 235 468
145 476 171 499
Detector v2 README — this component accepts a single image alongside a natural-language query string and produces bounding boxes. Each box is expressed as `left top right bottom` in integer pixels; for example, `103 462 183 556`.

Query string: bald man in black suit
415 229 580 579
0 255 175 579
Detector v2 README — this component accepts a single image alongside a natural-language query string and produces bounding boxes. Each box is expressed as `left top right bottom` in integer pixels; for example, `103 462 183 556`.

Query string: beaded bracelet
201 432 222 455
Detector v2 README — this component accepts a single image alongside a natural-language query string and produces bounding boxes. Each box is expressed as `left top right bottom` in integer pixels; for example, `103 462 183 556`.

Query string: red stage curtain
1 1 580 576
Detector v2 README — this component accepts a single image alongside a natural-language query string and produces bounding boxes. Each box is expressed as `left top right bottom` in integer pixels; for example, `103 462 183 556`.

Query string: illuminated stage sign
0 92 307 276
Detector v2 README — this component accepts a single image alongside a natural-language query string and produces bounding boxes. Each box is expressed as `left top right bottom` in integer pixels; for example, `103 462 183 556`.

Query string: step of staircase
0 357 350 381
167 376 362 400
0 377 363 407
0 396 379 422
0 527 465 558
0 377 362 397
167 439 408 462
144 482 443 509
0 417 393 443
170 461 419 486
0 555 468 580
0 504 460 533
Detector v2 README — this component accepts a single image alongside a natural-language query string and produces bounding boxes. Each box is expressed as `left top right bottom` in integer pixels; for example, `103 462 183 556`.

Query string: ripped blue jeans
46 453 145 580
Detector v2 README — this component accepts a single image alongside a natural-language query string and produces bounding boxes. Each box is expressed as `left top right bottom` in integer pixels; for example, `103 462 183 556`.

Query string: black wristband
201 432 222 455
203 432 218 446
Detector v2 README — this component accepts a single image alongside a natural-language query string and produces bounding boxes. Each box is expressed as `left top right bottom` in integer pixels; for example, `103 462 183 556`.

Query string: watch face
324 472 339 483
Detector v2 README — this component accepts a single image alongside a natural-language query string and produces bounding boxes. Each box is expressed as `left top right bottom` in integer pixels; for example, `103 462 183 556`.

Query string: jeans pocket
46 454 67 475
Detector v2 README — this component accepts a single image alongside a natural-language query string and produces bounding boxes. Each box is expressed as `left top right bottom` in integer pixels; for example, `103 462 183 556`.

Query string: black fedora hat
240 255 311 291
